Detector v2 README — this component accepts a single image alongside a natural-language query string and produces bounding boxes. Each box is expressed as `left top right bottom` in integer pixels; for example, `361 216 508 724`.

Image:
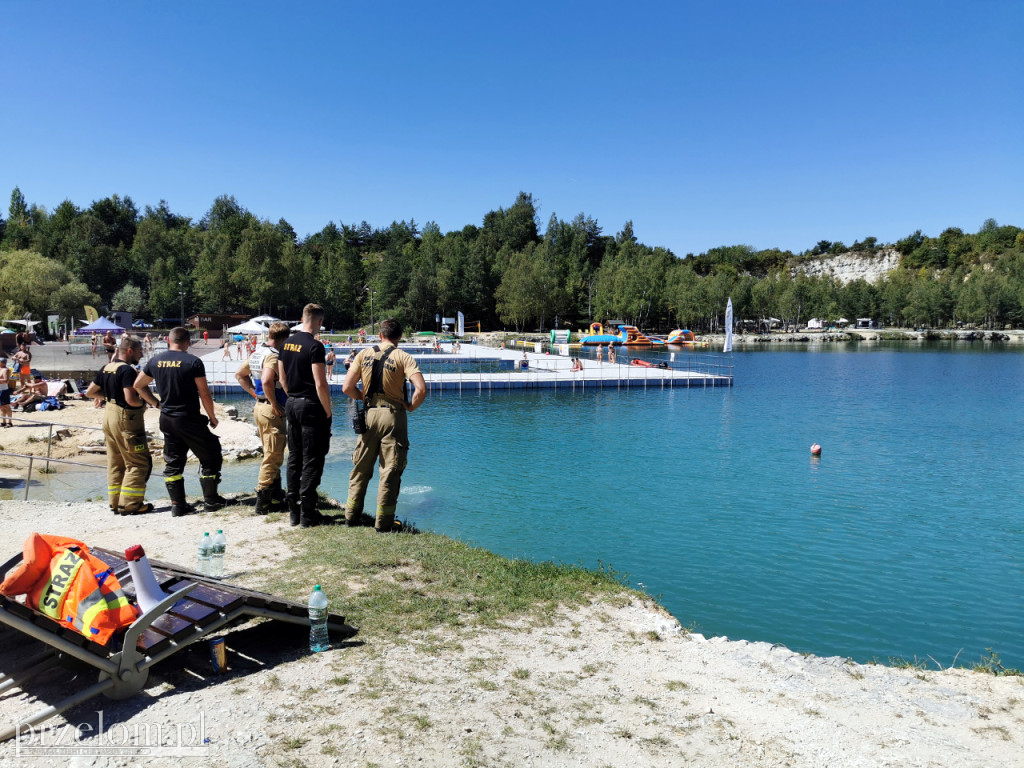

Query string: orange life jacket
0 533 139 645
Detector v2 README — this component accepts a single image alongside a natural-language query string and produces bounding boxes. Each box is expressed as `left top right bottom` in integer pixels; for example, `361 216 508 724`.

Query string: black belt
256 397 270 403
106 399 143 410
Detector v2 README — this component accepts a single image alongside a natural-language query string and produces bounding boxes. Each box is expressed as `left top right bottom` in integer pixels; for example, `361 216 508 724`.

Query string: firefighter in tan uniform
85 335 160 514
341 317 427 532
234 322 291 514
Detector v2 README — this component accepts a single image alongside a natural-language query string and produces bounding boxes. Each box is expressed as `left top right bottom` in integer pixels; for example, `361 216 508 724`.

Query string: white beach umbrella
226 320 270 334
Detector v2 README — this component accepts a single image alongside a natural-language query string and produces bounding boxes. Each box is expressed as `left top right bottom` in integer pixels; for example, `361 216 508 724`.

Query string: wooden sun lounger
0 547 356 742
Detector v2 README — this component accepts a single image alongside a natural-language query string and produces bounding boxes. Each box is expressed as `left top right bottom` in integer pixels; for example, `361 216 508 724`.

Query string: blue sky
2 0 1021 256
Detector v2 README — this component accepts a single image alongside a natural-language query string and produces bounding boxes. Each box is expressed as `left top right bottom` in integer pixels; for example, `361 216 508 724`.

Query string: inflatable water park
664 328 709 347
579 323 664 346
577 323 709 348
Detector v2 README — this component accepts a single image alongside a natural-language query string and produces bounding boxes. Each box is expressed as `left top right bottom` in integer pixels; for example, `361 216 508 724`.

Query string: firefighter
134 327 228 516
85 335 159 515
234 322 291 514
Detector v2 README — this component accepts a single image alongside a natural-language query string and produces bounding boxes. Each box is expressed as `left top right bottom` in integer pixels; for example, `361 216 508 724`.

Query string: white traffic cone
124 544 172 613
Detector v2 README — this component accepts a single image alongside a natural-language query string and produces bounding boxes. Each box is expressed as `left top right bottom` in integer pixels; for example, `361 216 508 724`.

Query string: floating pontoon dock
201 342 732 396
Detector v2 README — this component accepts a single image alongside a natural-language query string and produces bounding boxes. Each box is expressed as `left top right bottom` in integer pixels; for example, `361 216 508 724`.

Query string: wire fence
0 415 168 501
0 451 107 501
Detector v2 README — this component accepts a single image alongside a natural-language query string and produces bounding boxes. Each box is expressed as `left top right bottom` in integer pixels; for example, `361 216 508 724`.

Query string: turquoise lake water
324 344 1024 669
16 344 1022 668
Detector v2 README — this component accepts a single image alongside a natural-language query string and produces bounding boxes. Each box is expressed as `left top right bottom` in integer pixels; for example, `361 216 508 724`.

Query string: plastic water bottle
308 585 330 653
197 532 212 576
210 530 227 578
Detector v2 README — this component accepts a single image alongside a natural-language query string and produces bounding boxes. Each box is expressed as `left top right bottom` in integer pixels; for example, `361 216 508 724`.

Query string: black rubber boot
288 498 301 527
167 478 196 517
200 475 229 512
254 488 273 515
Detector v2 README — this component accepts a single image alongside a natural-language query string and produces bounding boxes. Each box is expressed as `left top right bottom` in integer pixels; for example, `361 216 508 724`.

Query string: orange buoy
810 443 822 456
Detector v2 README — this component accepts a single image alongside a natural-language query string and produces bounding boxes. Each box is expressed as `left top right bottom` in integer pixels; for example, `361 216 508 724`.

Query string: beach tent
226 320 269 334
75 317 126 335
290 321 326 331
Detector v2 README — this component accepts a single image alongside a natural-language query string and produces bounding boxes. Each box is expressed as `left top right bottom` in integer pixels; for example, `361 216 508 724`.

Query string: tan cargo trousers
103 403 152 512
346 405 409 529
254 401 286 490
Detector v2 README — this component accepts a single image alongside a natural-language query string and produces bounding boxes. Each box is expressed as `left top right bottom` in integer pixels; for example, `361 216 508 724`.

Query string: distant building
187 313 250 330
110 311 133 329
856 318 874 329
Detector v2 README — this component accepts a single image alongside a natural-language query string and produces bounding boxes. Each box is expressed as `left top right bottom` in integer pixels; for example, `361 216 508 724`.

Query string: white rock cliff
794 248 901 285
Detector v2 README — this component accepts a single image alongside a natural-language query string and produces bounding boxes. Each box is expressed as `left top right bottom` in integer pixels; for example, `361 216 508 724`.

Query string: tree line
1 186 1022 333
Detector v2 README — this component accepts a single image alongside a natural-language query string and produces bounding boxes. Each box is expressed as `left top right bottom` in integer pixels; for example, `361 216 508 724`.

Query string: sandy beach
0 499 1021 768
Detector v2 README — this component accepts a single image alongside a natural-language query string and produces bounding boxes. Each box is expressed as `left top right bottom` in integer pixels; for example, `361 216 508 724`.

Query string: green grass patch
888 656 928 671
969 649 1023 677
259 528 633 641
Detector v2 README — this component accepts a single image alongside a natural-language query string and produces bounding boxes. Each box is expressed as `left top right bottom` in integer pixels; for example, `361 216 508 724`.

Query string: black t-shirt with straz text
92 359 141 409
278 331 325 401
142 350 206 418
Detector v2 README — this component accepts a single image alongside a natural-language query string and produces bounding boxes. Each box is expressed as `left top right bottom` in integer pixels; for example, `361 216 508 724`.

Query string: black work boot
270 477 287 509
288 497 301 527
200 475 229 512
344 506 364 527
375 515 402 534
167 478 196 517
300 504 326 528
254 488 273 515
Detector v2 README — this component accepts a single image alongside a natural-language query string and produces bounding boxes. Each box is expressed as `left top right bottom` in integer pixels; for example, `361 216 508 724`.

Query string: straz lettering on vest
157 360 182 368
283 343 303 353
40 549 85 617
361 358 398 372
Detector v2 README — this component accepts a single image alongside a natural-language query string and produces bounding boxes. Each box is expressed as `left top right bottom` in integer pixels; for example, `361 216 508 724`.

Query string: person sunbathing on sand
12 377 47 410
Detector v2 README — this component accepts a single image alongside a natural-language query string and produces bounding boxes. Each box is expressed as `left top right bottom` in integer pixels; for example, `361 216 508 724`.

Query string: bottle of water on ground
210 530 227 578
197 532 212 576
308 585 330 653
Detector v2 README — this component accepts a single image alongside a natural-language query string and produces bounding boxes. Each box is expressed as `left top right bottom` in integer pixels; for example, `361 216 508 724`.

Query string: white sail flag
456 311 465 337
723 298 734 353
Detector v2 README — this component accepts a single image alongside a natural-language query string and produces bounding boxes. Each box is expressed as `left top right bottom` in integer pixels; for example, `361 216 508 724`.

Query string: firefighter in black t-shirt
278 303 333 527
134 327 228 517
85 335 159 515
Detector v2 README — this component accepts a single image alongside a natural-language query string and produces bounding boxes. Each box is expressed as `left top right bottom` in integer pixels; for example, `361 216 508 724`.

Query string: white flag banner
723 298 734 353
457 311 465 337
